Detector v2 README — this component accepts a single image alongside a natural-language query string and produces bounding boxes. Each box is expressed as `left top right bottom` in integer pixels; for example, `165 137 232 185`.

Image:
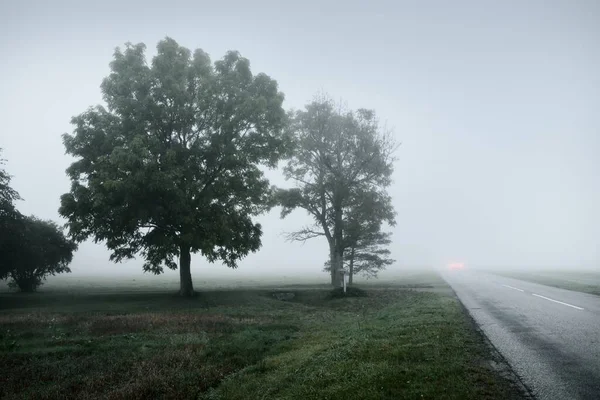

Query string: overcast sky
1 0 598 279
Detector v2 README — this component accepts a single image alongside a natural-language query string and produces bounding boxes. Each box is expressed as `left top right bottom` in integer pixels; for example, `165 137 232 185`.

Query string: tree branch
284 227 325 243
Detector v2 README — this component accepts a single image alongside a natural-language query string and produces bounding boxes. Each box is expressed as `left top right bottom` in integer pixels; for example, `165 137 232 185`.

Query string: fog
1 0 598 281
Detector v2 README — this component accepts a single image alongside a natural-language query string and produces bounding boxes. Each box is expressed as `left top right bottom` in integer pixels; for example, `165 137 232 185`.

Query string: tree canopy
338 189 395 283
59 37 290 295
6 216 77 292
325 231 395 283
277 96 397 287
0 148 23 280
0 148 21 211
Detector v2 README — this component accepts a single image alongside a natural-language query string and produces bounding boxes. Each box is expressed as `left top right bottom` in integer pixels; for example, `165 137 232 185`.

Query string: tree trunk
330 247 343 287
331 198 344 287
179 245 194 296
349 247 354 285
329 247 336 285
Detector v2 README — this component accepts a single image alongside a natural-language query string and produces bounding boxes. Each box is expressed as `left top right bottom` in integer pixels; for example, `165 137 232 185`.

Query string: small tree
323 189 395 283
0 150 77 291
344 231 395 282
277 96 396 287
0 210 25 281
60 38 289 296
7 217 77 292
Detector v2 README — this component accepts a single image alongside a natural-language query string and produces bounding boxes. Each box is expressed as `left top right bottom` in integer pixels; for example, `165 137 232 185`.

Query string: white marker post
339 268 348 293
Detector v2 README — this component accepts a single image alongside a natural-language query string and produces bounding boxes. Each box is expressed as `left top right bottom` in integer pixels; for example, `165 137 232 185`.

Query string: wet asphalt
441 270 600 400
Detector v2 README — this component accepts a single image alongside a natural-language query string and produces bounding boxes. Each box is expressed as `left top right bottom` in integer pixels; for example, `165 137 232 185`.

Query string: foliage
348 231 395 278
325 231 395 281
0 148 22 210
59 37 290 295
0 210 25 280
6 216 77 292
340 188 395 281
0 148 23 280
0 150 76 289
276 95 396 286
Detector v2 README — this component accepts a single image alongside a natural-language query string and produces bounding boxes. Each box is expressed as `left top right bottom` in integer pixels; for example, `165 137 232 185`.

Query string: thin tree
277 96 396 287
0 148 21 210
0 148 24 280
343 231 395 283
341 189 395 283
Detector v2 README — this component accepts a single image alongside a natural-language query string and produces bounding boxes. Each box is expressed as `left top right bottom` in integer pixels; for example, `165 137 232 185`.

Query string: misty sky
1 0 598 278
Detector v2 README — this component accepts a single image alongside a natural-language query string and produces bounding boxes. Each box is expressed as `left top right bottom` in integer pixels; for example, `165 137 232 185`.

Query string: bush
5 217 77 292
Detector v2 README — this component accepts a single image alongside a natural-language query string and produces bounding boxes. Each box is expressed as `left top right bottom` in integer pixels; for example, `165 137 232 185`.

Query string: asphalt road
441 270 600 400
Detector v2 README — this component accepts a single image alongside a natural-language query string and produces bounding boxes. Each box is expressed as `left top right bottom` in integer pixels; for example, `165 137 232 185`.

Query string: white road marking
532 294 585 310
502 284 524 292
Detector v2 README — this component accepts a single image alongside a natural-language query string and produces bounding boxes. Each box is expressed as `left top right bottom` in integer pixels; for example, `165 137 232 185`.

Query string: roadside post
339 268 348 293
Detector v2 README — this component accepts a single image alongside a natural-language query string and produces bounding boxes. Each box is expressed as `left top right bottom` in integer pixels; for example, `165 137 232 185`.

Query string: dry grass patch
85 313 267 335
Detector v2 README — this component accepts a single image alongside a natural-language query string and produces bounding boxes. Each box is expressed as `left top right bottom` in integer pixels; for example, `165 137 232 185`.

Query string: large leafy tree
60 38 289 295
277 96 396 287
7 217 77 292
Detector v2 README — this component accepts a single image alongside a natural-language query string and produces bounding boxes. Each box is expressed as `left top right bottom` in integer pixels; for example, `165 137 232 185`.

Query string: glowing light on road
448 262 465 270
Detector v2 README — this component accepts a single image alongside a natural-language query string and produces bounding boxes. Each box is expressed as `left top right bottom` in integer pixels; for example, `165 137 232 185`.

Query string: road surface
441 270 600 400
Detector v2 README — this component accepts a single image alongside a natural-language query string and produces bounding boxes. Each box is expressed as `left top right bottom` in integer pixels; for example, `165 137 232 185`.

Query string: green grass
0 273 525 399
494 270 600 296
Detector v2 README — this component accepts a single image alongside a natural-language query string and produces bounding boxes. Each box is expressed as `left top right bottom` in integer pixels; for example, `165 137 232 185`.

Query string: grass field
493 269 600 296
0 272 525 399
